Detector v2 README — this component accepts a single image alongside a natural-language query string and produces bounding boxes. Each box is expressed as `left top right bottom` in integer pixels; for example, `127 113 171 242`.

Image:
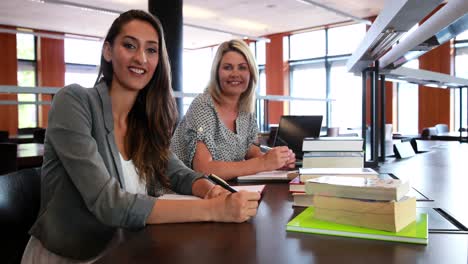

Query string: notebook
273 115 323 159
237 170 298 182
286 207 428 245
158 185 266 200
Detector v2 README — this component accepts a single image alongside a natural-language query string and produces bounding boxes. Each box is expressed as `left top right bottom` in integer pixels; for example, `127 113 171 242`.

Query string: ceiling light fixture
346 0 442 74
368 29 405 58
381 67 468 88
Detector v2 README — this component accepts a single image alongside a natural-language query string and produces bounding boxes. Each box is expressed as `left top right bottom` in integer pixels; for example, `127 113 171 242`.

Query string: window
255 40 266 65
329 58 362 129
396 59 419 135
454 33 468 132
287 23 366 129
248 41 268 130
64 38 101 88
290 61 326 117
289 30 326 60
17 33 37 129
328 24 366 56
182 46 216 114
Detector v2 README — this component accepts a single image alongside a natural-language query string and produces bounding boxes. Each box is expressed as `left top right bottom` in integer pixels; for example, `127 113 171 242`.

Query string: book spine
303 140 363 152
305 183 396 201
302 157 364 168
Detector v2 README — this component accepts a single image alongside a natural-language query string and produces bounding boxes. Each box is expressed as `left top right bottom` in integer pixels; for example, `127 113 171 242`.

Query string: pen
253 142 272 152
208 174 238 193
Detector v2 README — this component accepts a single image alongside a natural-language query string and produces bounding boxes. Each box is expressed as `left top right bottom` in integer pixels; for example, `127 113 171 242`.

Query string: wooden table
96 141 468 264
17 143 44 169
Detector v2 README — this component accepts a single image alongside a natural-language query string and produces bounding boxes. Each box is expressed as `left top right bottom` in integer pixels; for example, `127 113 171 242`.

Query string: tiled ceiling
0 0 385 49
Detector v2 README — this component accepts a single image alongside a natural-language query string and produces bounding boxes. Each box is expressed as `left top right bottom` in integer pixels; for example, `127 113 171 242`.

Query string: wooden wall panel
265 33 289 125
418 41 451 131
0 26 18 136
36 32 65 128
417 4 450 132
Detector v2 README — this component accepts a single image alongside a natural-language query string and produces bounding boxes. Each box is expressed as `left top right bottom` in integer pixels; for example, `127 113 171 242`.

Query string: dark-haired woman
21 10 259 263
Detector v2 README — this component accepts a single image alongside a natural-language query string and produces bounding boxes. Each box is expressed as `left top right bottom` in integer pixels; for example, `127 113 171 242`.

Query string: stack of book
302 136 364 168
289 168 378 207
287 176 428 244
304 176 416 233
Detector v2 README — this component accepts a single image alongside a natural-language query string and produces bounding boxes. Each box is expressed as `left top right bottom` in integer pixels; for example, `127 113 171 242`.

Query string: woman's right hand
260 146 291 170
209 191 260 223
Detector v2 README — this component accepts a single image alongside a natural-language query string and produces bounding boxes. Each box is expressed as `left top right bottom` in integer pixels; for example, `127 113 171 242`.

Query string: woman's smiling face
217 51 251 97
104 19 159 92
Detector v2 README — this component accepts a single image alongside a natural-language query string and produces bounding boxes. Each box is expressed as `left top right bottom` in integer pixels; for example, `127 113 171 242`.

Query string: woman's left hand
204 185 231 199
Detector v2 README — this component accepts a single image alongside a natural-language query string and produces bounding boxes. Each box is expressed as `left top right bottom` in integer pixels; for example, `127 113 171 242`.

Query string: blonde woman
171 40 295 180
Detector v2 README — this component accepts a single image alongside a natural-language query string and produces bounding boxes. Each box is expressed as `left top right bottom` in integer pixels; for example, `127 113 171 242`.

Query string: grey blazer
30 82 204 260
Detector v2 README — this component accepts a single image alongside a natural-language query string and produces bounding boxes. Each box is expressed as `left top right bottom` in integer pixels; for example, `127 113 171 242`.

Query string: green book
286 207 428 245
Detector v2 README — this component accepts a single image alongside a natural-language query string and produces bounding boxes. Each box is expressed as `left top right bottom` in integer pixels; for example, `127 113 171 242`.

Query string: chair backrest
0 167 41 264
0 130 9 142
17 127 41 135
435 124 449 134
0 143 18 174
33 128 46 144
421 127 438 139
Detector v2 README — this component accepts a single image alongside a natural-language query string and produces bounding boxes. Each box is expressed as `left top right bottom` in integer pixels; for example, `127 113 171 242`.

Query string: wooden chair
0 143 18 174
33 128 46 144
0 167 41 264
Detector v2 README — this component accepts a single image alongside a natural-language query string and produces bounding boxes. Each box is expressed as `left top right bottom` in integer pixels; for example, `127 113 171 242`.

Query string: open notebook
158 185 266 200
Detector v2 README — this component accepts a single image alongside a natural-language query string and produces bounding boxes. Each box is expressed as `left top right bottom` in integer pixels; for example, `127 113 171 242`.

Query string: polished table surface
17 143 44 169
97 141 468 264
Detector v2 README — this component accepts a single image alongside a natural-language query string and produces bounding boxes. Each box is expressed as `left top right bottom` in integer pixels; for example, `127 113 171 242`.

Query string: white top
119 153 147 195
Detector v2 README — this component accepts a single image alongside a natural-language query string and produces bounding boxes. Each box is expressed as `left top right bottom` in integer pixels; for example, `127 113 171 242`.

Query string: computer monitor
273 115 323 160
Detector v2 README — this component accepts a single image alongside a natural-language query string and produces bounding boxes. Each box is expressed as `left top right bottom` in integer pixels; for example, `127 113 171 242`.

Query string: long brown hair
95 10 177 191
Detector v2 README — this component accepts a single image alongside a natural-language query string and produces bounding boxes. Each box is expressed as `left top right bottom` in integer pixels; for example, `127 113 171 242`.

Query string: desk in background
9 134 35 144
96 142 468 264
17 143 43 169
430 131 468 142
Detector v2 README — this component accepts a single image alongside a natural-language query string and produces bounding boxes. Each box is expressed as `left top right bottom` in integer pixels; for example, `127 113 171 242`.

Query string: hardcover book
286 207 428 245
302 152 364 168
302 136 363 152
289 176 305 192
237 170 297 182
313 195 416 232
298 167 378 182
305 176 410 201
292 192 314 207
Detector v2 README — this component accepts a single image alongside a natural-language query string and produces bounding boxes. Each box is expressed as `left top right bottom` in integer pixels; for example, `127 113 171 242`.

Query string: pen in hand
252 142 272 153
208 174 238 193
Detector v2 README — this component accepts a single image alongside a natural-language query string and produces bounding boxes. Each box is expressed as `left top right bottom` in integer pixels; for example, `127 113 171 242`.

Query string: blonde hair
207 39 259 113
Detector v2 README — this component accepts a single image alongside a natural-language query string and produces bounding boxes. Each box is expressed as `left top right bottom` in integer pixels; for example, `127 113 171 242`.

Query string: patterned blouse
171 91 258 168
